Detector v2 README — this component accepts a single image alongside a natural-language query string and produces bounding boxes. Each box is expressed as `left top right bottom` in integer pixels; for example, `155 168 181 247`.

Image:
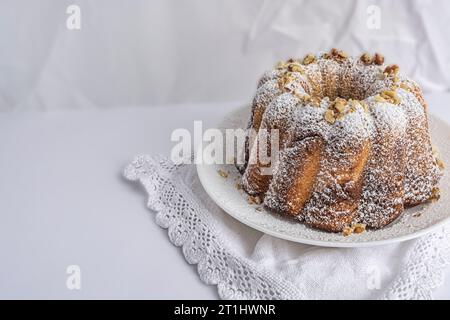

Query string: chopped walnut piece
412 212 423 218
311 97 321 107
343 223 366 236
432 145 439 156
361 101 369 113
433 147 446 170
324 109 336 124
255 207 263 212
342 226 353 237
348 99 360 113
334 100 346 113
287 63 304 73
235 182 243 190
436 158 445 170
430 187 441 201
353 223 366 234
294 90 308 100
330 48 348 61
217 169 228 178
294 92 321 107
330 48 338 55
400 83 411 91
275 61 287 70
247 195 262 205
374 94 385 103
360 53 372 65
380 90 401 105
302 54 316 65
384 64 399 75
350 99 361 107
373 53 384 65
278 72 296 91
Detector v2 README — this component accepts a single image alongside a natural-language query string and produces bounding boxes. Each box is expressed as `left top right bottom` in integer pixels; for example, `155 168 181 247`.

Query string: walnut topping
400 83 412 92
412 212 423 218
275 61 287 70
430 187 441 202
330 48 348 61
311 97 321 107
360 101 369 113
353 223 366 234
374 94 385 103
342 226 353 237
380 90 401 105
334 100 346 113
287 63 304 74
247 195 262 205
384 64 399 75
360 53 373 65
326 97 358 121
278 72 296 91
348 99 361 113
306 97 320 106
373 53 384 65
343 223 366 236
235 182 243 190
432 146 445 170
294 91 321 107
331 97 348 112
436 158 445 170
324 109 336 124
302 54 316 65
217 169 228 178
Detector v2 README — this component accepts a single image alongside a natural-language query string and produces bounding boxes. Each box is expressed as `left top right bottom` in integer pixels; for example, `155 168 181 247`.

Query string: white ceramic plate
197 105 450 247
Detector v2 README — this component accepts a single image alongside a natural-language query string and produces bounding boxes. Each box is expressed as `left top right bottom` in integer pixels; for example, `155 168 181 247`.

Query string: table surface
1 96 450 299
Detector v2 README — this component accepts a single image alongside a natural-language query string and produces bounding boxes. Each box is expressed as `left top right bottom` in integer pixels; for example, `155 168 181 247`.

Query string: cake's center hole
314 69 378 101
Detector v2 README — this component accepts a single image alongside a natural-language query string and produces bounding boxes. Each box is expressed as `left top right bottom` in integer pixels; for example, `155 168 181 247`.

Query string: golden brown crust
265 136 324 216
304 141 370 232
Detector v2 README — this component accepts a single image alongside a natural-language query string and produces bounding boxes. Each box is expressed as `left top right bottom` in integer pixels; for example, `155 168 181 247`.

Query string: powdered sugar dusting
240 51 443 232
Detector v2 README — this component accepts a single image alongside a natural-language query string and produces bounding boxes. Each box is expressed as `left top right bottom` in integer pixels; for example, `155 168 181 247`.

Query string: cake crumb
342 226 353 237
217 169 228 178
353 223 366 234
247 195 262 205
342 223 366 236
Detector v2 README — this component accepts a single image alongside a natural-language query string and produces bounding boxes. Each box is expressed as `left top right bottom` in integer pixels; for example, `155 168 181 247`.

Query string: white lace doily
124 155 450 299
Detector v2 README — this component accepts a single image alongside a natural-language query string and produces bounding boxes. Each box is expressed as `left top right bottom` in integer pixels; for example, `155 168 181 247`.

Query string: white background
1 0 450 111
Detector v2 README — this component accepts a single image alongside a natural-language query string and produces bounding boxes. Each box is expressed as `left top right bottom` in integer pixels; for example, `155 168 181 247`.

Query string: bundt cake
238 49 444 233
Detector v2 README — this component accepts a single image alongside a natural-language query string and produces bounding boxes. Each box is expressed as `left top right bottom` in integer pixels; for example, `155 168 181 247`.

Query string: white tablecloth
1 96 450 299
